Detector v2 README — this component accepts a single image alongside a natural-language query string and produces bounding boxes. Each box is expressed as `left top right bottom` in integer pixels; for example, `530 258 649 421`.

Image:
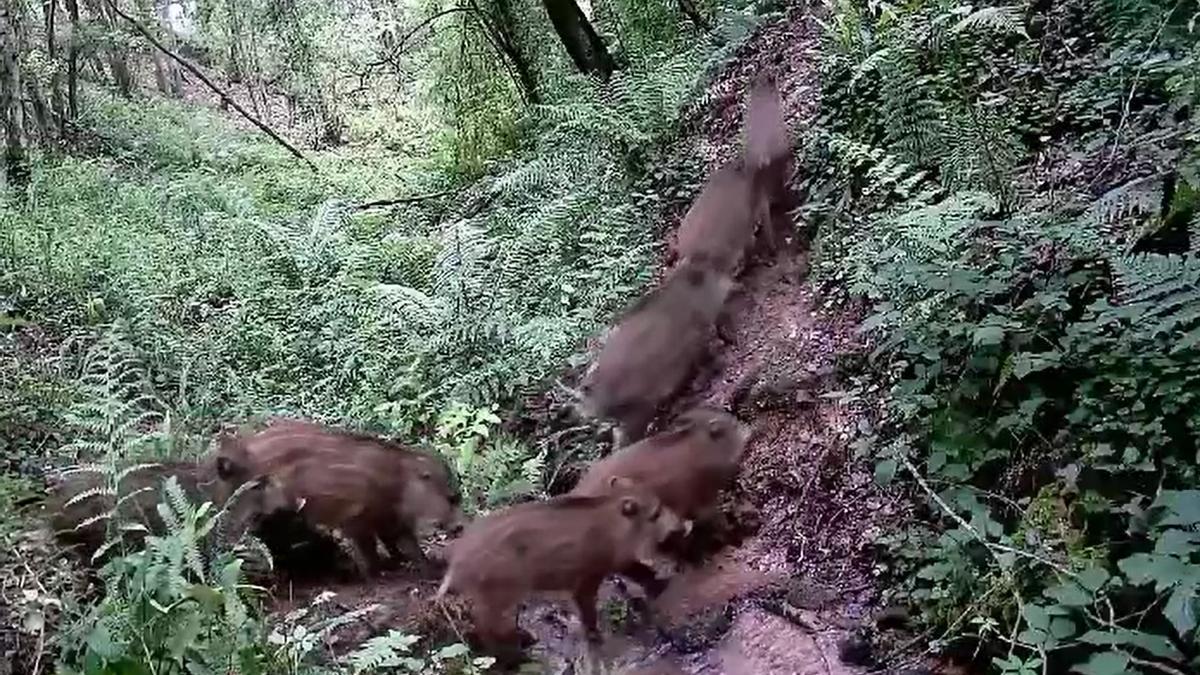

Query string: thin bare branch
101 0 318 172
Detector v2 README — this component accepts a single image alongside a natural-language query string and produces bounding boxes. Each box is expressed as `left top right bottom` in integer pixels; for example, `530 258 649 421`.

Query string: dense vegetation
2 0 1198 672
808 0 1200 673
0 0 761 671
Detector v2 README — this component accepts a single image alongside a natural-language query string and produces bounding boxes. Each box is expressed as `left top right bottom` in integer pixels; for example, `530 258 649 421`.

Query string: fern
951 6 1029 38
348 630 421 673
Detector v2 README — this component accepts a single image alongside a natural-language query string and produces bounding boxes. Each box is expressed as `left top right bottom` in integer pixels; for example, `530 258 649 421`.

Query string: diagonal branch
101 0 318 172
366 7 474 69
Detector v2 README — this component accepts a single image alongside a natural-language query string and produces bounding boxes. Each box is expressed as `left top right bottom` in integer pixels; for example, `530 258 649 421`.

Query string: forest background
0 0 1198 673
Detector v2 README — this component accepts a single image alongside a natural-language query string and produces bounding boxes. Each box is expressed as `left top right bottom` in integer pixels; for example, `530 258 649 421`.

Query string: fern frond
951 6 1029 38
64 486 117 509
348 629 420 674
115 462 164 485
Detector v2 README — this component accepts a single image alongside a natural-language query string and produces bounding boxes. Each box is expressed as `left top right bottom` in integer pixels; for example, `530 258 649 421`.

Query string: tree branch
366 7 475 69
101 0 318 172
352 189 456 211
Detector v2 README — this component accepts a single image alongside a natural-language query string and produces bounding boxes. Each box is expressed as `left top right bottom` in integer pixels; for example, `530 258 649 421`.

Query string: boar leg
382 528 431 572
572 576 604 643
345 530 383 578
614 408 653 448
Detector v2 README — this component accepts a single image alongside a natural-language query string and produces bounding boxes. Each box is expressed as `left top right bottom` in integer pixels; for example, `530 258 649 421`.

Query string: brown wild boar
571 407 750 595
671 159 763 276
578 262 733 447
743 72 793 250
436 479 686 656
47 460 285 565
573 407 750 521
213 421 465 576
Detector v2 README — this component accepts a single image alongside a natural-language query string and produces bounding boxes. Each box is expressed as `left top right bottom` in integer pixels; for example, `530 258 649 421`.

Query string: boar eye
620 498 640 517
708 420 726 439
216 457 238 480
420 470 433 480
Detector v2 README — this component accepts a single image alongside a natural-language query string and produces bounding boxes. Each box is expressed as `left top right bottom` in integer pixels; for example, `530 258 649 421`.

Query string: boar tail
554 378 584 401
435 571 453 600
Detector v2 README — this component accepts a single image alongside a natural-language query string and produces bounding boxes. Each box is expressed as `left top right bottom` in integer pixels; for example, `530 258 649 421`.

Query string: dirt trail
271 5 906 673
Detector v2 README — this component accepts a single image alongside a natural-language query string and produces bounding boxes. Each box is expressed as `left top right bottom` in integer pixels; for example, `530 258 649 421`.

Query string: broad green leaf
1155 529 1200 555
1050 617 1078 640
1070 650 1131 675
1075 567 1112 592
1016 627 1049 647
874 458 898 486
1012 351 1061 378
1079 628 1182 660
973 325 1006 346
1153 490 1200 526
1022 603 1050 631
1119 553 1190 591
1165 583 1198 638
1046 581 1093 607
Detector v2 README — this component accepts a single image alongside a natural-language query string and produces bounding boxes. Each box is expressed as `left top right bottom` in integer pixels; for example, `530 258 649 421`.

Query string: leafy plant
813 0 1200 672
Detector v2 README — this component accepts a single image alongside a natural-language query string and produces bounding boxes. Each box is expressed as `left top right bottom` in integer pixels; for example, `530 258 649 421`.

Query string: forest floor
271 6 913 674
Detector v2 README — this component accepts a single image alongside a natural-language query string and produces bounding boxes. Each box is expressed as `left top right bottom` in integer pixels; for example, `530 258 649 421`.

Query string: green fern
951 6 1029 38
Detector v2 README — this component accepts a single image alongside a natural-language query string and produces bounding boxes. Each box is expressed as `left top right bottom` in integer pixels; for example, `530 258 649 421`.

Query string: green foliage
0 0 773 670
58 476 271 674
345 630 495 674
434 402 545 511
815 0 1200 672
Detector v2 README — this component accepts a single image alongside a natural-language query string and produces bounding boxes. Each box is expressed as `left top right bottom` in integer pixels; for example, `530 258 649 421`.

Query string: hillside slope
271 6 908 674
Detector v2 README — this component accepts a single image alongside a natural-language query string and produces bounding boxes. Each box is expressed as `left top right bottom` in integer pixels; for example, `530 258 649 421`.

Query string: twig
898 455 1028 658
101 0 318 172
366 7 475 69
900 455 1074 576
1090 2 1181 188
31 621 45 675
1129 656 1188 675
351 189 457 211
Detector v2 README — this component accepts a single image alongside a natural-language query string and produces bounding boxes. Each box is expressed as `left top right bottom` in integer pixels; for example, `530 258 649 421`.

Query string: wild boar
212 422 465 576
671 159 763 276
578 262 733 447
436 479 686 657
743 73 793 250
571 407 750 595
47 460 285 565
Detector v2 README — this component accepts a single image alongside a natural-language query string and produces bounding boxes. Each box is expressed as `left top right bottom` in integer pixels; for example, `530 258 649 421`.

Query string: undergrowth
810 0 1200 673
0 1 766 671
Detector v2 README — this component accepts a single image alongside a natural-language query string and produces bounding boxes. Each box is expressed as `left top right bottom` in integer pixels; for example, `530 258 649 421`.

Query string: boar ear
608 475 637 492
620 497 640 517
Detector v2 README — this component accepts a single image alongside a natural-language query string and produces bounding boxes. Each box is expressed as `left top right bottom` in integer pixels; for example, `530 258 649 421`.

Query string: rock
784 579 837 610
659 604 733 653
837 631 874 666
874 605 912 630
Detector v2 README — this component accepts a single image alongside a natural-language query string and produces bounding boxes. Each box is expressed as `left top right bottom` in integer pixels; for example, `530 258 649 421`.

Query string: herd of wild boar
46 74 791 664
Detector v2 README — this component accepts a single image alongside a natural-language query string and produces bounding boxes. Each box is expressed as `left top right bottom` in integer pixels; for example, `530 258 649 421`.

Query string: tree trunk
223 0 242 81
0 0 29 186
540 0 614 79
677 0 710 31
487 0 539 103
45 0 66 136
155 0 181 96
65 0 78 120
85 0 132 97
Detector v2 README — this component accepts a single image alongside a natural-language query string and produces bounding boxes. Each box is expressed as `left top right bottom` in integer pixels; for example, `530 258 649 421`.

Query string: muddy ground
270 5 913 674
